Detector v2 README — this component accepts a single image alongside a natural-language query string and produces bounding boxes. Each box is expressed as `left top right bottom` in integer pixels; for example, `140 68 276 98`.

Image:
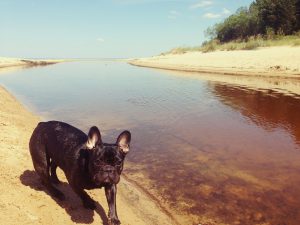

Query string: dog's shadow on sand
20 170 109 225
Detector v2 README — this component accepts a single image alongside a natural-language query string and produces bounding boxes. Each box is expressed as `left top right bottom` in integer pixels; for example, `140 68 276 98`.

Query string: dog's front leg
68 175 96 210
105 184 120 225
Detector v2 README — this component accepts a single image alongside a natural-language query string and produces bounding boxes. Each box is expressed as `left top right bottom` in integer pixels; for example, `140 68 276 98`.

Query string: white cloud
222 8 231 15
168 10 180 19
170 10 180 16
190 0 213 9
202 8 231 19
96 38 104 42
203 12 221 19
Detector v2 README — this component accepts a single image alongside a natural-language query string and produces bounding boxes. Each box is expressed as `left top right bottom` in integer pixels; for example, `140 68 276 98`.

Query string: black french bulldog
29 121 131 225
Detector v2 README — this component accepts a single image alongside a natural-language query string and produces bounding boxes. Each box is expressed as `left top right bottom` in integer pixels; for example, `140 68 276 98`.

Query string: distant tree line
206 0 300 42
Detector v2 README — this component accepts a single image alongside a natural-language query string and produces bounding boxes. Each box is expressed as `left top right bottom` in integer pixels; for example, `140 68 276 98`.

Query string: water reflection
211 83 300 145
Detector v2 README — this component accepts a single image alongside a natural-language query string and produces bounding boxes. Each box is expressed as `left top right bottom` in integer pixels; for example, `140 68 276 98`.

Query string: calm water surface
1 62 300 225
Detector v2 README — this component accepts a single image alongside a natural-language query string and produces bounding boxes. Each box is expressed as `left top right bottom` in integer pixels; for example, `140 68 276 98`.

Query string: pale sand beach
129 46 300 77
129 46 300 95
0 84 175 224
0 57 66 68
0 57 65 71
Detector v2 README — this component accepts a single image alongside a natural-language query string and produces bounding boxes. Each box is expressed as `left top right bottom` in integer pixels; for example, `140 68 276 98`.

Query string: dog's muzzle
94 165 119 184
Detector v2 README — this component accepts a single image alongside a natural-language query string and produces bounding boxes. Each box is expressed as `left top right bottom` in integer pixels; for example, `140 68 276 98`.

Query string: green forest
163 0 300 54
206 0 300 42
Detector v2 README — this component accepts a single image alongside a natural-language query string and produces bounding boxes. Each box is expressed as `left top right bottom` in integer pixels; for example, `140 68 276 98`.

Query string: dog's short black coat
29 121 131 225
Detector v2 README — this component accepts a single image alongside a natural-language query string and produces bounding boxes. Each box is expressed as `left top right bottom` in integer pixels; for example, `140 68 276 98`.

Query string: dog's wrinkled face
86 127 131 185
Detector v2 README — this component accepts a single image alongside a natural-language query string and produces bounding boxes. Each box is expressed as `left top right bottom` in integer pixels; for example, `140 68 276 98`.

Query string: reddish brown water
125 82 300 225
1 62 300 224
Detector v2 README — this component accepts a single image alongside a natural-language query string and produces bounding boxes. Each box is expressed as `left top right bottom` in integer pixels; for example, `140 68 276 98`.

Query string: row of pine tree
206 0 300 42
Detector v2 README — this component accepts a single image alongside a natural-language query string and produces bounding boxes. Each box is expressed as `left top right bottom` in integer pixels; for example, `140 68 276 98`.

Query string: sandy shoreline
129 46 300 77
0 71 175 224
129 46 300 95
0 57 65 69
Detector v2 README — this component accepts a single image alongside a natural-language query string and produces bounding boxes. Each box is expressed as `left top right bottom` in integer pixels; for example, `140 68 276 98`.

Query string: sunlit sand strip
0 57 68 73
129 46 300 95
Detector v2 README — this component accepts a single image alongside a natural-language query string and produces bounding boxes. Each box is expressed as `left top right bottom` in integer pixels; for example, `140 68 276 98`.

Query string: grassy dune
163 35 300 55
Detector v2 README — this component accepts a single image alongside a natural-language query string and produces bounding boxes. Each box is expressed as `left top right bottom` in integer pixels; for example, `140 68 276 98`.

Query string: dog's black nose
102 165 115 173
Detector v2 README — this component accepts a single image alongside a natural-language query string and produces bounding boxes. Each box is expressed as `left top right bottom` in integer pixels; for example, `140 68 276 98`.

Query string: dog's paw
83 198 96 210
109 217 121 225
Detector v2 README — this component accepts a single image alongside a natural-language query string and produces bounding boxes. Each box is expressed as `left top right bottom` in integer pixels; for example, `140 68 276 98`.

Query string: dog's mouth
102 177 112 184
93 172 119 185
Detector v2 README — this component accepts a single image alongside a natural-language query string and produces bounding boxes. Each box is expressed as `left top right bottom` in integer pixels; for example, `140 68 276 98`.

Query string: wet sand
0 85 176 225
129 46 300 94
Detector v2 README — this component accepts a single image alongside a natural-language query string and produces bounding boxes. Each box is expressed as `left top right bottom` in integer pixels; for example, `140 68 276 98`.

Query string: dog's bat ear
86 126 102 149
116 130 131 153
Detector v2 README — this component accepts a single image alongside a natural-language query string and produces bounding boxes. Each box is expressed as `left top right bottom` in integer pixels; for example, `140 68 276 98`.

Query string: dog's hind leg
42 155 65 200
40 155 65 200
50 160 61 184
30 141 65 200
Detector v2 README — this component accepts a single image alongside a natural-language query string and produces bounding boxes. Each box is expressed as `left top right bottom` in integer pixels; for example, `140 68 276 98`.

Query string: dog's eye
94 159 103 166
116 160 122 166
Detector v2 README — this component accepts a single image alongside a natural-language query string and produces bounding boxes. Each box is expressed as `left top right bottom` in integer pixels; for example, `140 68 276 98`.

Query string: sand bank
129 46 300 77
0 57 65 73
129 46 300 95
0 57 63 67
0 85 175 225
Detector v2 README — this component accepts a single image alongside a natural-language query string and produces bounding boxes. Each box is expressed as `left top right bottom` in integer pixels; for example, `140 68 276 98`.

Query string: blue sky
0 0 253 58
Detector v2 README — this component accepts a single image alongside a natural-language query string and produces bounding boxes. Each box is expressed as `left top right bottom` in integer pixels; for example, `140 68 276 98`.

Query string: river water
1 61 300 225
